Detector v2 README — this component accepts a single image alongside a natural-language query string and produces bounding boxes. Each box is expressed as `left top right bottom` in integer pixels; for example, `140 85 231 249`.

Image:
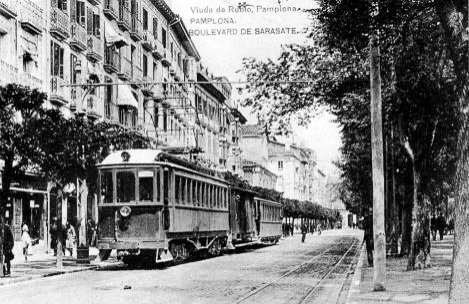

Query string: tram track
234 238 359 304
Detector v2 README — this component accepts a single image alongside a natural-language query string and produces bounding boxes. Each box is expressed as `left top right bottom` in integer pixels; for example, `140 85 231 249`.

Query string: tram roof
99 149 165 166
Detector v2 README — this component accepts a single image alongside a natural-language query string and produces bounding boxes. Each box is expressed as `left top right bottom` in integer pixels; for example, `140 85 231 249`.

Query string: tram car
96 149 283 265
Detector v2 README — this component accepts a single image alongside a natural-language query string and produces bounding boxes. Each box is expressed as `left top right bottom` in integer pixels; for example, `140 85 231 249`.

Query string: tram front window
139 170 154 202
100 171 113 203
117 171 136 202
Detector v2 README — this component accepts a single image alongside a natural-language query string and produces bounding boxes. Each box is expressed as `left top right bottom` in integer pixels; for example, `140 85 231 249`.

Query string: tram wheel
98 249 111 261
169 242 192 264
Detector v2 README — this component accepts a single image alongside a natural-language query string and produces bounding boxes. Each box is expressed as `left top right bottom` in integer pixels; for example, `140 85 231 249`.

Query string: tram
96 149 283 265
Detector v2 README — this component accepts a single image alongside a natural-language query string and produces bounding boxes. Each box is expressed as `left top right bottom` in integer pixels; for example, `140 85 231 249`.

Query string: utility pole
370 33 386 291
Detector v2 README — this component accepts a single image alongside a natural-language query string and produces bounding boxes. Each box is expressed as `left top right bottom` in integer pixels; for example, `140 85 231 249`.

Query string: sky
171 0 342 175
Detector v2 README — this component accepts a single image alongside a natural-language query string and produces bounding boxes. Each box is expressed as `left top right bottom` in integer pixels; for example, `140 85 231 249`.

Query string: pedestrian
448 218 454 235
317 223 322 235
431 214 437 241
50 217 59 256
87 219 97 247
436 213 446 240
21 224 32 262
301 221 307 243
65 222 76 257
3 222 14 277
363 211 373 267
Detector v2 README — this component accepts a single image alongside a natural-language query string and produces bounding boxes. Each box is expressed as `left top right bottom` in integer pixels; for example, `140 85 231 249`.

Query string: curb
0 265 98 287
345 243 366 304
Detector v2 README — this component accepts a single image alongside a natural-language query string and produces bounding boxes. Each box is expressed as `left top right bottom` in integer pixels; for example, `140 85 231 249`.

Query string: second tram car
96 150 283 265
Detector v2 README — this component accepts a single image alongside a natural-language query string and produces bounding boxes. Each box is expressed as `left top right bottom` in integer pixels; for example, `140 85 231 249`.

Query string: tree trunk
407 165 431 270
370 33 386 291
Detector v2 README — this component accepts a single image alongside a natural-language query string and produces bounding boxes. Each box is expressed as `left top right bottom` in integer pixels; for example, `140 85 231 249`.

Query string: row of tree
239 0 469 300
0 84 149 270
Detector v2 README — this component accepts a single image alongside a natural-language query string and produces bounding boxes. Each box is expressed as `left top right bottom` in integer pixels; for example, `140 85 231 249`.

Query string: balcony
141 76 153 96
141 30 155 51
19 72 43 90
152 39 164 60
20 0 43 34
50 7 70 39
70 22 87 52
130 15 142 41
161 51 171 67
0 59 18 86
86 35 103 62
50 76 69 106
103 0 118 20
0 0 17 18
118 56 132 80
86 95 103 120
104 47 120 74
117 3 130 31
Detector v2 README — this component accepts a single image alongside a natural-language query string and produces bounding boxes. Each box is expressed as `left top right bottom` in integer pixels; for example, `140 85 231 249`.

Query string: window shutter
94 14 100 37
70 0 76 23
86 7 93 35
51 0 58 8
63 0 68 11
59 47 64 78
153 18 158 39
80 2 86 26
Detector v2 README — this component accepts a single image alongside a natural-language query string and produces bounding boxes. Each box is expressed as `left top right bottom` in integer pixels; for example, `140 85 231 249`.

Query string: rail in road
234 238 360 304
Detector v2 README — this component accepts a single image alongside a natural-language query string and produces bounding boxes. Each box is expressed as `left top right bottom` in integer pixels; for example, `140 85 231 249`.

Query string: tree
0 84 65 272
240 0 459 270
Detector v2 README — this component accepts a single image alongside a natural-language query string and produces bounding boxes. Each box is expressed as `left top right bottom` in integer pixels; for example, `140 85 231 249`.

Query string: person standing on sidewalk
3 222 14 277
436 213 446 240
317 223 322 235
431 214 437 241
21 224 32 262
65 222 76 257
301 221 307 243
363 211 374 267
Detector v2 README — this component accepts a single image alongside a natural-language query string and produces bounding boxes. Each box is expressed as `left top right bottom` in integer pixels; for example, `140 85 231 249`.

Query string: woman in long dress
65 222 76 257
21 224 32 262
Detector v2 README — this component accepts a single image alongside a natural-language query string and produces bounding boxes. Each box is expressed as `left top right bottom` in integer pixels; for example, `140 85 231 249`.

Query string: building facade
0 0 241 247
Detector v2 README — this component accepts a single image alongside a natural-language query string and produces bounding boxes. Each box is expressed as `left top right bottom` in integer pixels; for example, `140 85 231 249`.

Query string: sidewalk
1 242 121 286
346 234 453 304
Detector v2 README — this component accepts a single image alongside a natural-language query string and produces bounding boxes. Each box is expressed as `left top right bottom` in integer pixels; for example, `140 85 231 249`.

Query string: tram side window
138 170 154 202
156 171 161 202
100 171 113 203
193 180 197 205
181 177 186 204
117 171 136 202
175 176 180 203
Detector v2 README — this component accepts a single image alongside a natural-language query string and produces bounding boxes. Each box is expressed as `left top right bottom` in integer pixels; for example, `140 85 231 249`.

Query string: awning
117 83 138 109
104 22 128 48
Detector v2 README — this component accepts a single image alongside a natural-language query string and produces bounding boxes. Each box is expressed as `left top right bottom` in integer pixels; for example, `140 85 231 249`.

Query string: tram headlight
120 206 132 217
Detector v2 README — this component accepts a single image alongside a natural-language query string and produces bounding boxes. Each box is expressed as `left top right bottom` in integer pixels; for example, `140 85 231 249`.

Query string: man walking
431 214 437 241
436 213 446 241
301 221 307 243
3 222 14 277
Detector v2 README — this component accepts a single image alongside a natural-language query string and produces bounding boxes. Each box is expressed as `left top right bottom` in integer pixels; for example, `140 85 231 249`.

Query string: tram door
236 194 248 234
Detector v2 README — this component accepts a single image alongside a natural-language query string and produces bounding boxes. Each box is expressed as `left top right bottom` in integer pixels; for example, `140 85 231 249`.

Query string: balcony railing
0 0 17 18
86 95 104 119
103 0 118 20
141 30 155 51
104 47 120 73
19 72 43 90
50 76 69 106
0 59 18 86
161 51 171 67
20 0 43 34
152 39 164 59
50 7 70 39
86 35 103 62
118 56 132 80
141 76 153 96
70 22 87 52
130 15 142 41
117 3 130 31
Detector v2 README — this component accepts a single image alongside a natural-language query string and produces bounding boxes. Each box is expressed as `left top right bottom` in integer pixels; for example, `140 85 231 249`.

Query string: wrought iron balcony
141 30 155 51
104 46 120 74
50 76 69 106
86 35 103 62
118 56 132 80
117 2 130 31
50 7 70 39
130 15 142 41
19 72 43 90
141 76 153 96
103 0 118 20
0 59 18 86
70 22 87 52
19 0 43 34
0 0 17 18
152 39 164 60
161 51 171 67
